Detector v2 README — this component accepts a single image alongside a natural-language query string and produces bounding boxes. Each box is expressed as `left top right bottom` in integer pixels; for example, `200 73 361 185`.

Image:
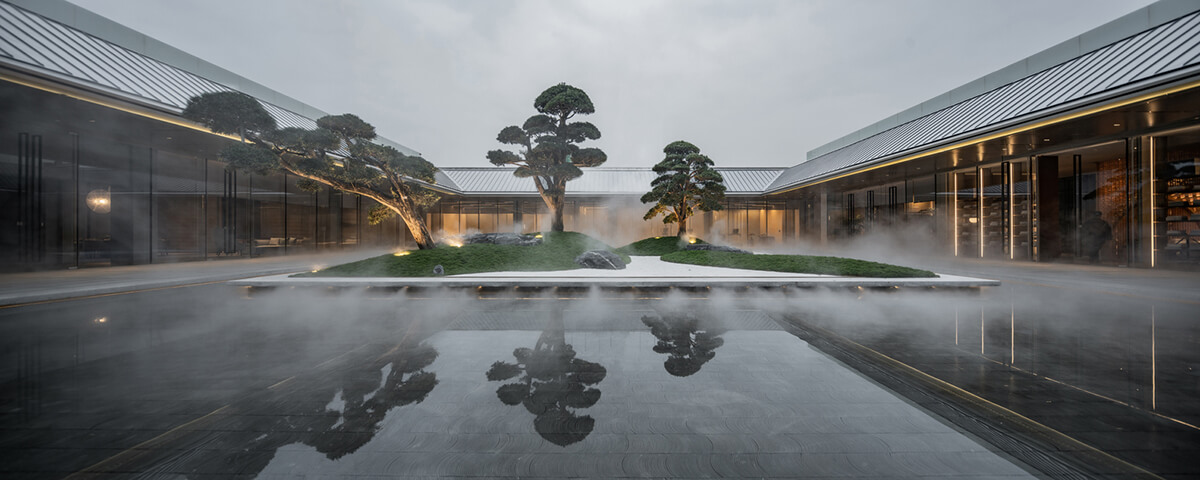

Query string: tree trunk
379 199 436 250
677 214 688 237
273 157 438 249
535 305 567 353
550 194 565 232
538 189 566 232
388 201 436 249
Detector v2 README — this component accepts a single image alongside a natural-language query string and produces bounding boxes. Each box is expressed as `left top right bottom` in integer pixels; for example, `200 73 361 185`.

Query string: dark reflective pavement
0 288 1042 479
782 280 1200 479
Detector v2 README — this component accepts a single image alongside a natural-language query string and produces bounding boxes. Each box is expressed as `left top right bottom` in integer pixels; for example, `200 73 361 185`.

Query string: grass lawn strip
615 236 706 256
303 232 630 277
660 250 937 278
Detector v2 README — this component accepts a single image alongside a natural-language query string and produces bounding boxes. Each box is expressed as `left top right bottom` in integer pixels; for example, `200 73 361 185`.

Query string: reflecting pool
1 278 1195 478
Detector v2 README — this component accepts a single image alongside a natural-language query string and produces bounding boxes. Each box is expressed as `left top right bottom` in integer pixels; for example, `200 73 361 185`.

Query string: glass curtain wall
954 169 980 258
905 175 937 242
1034 141 1128 265
151 150 205 262
3 131 76 268
980 165 1006 258
1153 129 1200 267
1010 160 1035 260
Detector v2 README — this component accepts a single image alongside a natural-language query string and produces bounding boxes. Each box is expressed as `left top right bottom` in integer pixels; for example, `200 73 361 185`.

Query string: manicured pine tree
487 83 607 232
183 91 440 249
641 141 726 236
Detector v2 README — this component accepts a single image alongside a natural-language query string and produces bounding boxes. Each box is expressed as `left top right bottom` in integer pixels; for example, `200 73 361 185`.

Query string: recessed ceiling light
1043 138 1050 142
1113 123 1121 127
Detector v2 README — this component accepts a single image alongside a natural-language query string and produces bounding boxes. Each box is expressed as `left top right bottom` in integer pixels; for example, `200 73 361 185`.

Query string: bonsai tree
641 141 726 236
486 83 607 232
183 91 440 249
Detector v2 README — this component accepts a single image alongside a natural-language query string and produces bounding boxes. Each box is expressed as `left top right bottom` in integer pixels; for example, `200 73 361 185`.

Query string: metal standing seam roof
768 8 1200 194
0 1 413 154
439 167 784 195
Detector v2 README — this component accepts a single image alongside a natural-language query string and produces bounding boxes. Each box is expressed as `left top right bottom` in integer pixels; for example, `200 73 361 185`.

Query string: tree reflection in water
158 340 439 479
486 311 607 446
642 314 725 377
308 342 439 459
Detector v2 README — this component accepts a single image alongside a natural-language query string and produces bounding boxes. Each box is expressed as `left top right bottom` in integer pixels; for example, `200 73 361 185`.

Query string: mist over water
2 250 1196 478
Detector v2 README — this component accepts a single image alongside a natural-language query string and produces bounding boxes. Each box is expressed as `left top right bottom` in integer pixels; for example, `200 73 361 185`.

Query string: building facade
3 0 1200 271
764 0 1200 269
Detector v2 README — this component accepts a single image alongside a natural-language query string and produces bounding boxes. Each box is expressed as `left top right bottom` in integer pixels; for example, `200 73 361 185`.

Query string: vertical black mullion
148 148 154 263
221 169 228 254
249 175 255 257
203 158 209 258
867 190 875 228
18 133 27 262
232 170 238 254
72 133 80 268
1124 138 1133 266
314 189 319 251
1074 154 1083 256
34 135 43 262
846 193 855 232
283 173 289 254
228 170 234 253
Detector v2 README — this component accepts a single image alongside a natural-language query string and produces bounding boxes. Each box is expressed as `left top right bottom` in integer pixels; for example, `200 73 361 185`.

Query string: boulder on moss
684 244 750 254
463 233 542 246
575 250 626 270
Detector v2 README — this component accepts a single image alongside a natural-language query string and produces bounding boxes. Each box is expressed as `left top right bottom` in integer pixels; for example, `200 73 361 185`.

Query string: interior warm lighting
968 217 978 224
86 188 111 214
1113 123 1121 127
93 317 107 324
1150 139 1156 268
1043 138 1050 142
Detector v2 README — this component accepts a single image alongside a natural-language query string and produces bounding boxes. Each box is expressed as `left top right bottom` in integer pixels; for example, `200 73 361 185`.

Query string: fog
6 247 1195 477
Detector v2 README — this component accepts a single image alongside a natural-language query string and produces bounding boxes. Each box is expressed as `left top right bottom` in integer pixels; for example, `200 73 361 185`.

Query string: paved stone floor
0 286 1039 478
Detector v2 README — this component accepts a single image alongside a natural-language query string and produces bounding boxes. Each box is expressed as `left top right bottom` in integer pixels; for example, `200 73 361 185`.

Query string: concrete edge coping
228 272 1000 289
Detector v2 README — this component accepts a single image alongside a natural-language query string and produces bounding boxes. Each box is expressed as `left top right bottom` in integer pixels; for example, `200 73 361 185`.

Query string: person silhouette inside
1080 211 1112 264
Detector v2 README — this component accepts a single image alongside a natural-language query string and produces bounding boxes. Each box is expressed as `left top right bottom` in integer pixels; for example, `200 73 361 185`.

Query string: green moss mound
660 250 937 278
615 236 707 256
304 231 631 277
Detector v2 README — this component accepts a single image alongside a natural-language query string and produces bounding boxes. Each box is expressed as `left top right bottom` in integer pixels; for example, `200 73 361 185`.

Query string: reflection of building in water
4 0 1200 269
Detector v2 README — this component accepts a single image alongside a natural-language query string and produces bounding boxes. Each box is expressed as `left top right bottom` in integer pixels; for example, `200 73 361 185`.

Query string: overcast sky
72 0 1157 168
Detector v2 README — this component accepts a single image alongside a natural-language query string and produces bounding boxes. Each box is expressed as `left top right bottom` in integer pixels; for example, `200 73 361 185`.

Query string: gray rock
433 264 444 275
684 244 751 254
574 250 627 270
463 233 542 246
